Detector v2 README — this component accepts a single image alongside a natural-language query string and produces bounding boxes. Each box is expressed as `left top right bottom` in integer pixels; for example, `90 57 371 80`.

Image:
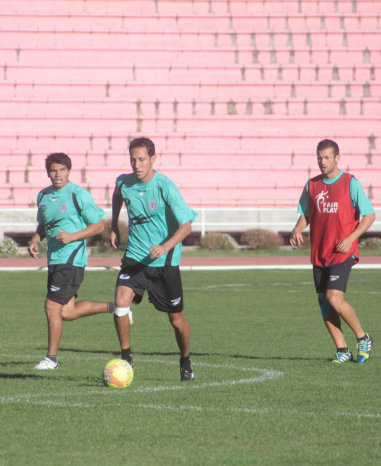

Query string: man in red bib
290 139 375 363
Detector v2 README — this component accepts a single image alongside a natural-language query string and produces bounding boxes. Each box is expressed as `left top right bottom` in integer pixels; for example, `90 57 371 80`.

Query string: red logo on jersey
60 205 67 212
149 201 157 211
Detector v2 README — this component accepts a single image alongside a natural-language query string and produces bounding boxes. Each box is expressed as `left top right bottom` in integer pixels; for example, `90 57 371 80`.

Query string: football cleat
356 333 373 363
331 351 353 364
122 353 134 369
180 360 194 381
34 357 58 370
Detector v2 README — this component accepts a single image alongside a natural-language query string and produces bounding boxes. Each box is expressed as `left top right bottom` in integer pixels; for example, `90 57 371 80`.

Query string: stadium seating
0 0 380 210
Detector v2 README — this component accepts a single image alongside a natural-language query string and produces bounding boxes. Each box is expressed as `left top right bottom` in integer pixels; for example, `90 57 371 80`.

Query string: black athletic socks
337 347 349 353
121 348 133 367
180 355 191 370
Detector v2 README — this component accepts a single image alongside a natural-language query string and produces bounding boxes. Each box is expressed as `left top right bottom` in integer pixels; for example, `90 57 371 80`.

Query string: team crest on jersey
149 201 157 211
60 204 67 212
315 190 338 213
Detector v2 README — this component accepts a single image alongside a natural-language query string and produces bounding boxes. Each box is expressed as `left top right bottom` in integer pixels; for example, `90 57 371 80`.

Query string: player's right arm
110 186 124 249
290 182 309 247
28 224 45 259
290 215 309 247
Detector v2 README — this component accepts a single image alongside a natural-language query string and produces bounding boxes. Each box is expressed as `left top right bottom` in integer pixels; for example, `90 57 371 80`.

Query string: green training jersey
116 171 197 266
37 181 105 266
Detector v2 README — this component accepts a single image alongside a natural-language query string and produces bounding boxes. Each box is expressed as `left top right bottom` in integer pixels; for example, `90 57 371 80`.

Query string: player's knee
114 305 131 318
325 290 343 310
168 311 186 328
45 299 62 316
61 303 76 321
318 293 331 320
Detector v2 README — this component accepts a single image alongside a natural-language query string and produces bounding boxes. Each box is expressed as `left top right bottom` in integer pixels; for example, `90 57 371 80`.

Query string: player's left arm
336 178 375 253
56 190 105 244
150 182 196 259
56 219 105 245
336 214 375 253
150 221 192 259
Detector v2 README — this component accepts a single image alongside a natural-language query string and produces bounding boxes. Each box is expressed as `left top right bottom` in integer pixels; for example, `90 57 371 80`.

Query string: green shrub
0 237 19 256
199 233 235 250
359 237 381 249
90 219 129 251
240 228 283 250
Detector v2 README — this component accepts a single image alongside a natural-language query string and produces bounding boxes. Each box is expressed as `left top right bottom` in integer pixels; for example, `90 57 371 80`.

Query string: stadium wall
1 0 380 238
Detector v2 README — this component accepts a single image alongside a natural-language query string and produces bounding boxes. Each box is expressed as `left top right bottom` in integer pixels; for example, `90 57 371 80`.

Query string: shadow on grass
50 347 326 362
0 373 47 380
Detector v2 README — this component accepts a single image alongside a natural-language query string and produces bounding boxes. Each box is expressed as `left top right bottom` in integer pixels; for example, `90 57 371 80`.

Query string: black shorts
116 257 184 313
313 256 355 293
47 264 85 305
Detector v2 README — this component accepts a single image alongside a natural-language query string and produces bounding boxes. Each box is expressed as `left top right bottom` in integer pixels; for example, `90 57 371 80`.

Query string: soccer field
1 269 380 465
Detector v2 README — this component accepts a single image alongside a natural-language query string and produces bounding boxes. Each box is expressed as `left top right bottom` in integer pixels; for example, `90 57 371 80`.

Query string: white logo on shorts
120 274 131 280
171 297 182 306
50 285 60 292
329 275 340 281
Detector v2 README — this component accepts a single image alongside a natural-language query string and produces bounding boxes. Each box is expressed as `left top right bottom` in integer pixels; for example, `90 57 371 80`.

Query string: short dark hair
129 137 155 157
45 153 72 171
316 139 339 157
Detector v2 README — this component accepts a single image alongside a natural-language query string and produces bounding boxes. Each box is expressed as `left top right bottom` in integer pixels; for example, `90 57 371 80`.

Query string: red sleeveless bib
308 173 359 266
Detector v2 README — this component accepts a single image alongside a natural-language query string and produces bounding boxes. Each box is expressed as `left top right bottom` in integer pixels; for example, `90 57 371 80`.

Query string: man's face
47 163 70 190
317 147 340 179
130 146 156 183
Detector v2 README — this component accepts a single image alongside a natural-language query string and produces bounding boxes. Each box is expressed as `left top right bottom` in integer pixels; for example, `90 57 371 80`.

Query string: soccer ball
103 359 134 388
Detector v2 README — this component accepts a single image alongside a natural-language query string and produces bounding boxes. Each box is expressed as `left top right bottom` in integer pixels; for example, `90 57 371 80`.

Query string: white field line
2 397 381 420
1 359 282 402
2 263 381 272
2 355 380 419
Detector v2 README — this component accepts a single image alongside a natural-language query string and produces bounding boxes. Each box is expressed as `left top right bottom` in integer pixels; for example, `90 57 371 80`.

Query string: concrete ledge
1 207 380 241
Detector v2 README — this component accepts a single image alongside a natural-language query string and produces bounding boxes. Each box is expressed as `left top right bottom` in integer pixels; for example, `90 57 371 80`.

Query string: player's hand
56 229 73 244
336 238 352 254
28 240 39 259
290 230 304 247
150 244 167 259
110 229 120 250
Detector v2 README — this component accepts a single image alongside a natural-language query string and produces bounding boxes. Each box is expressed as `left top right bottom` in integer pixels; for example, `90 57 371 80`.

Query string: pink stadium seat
0 184 13 201
1 0 380 210
351 169 381 185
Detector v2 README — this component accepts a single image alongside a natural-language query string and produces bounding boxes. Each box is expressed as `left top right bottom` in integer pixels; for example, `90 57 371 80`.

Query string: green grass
1 269 380 465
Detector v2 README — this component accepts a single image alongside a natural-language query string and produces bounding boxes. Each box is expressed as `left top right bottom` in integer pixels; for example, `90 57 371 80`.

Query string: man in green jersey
28 153 114 370
110 137 197 381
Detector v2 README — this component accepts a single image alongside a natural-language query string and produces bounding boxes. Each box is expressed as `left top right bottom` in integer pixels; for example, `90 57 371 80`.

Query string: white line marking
1 357 283 404
2 355 380 419
2 264 381 272
2 394 380 419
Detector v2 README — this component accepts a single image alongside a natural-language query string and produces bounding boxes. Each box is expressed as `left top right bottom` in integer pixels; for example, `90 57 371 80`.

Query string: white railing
1 207 381 239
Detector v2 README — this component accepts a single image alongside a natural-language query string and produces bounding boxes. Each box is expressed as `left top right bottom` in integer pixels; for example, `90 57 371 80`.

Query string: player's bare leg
323 309 347 349
169 310 193 381
168 310 190 357
114 286 135 363
61 299 111 321
44 297 65 356
326 289 364 338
